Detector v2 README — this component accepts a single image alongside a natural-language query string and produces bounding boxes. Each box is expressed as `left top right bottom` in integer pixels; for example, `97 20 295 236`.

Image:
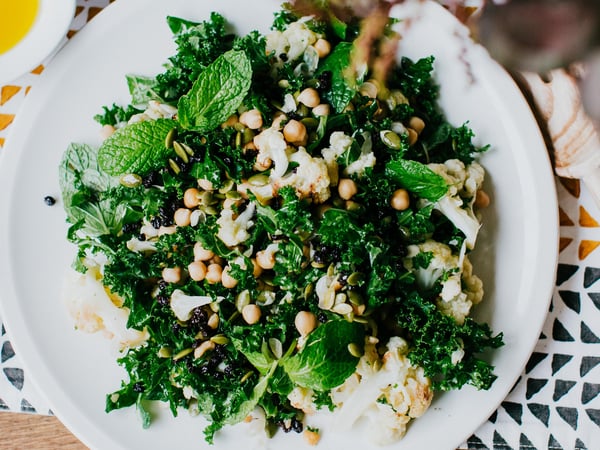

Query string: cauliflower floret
288 386 318 415
127 100 177 124
321 131 376 180
403 240 484 324
266 21 318 63
427 159 484 249
332 337 433 444
216 202 256 247
274 147 331 203
253 128 289 179
169 289 216 321
344 132 376 177
62 265 149 351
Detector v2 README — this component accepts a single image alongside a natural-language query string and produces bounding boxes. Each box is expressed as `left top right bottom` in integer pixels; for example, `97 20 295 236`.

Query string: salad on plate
59 4 503 446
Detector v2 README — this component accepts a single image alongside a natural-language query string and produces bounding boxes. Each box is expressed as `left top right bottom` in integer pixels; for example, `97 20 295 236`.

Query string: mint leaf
317 42 358 113
282 320 364 391
97 118 175 176
385 159 448 202
126 74 162 108
166 16 200 34
178 50 252 132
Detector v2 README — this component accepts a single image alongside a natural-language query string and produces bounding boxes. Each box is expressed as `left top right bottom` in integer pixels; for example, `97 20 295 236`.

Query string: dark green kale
94 103 142 126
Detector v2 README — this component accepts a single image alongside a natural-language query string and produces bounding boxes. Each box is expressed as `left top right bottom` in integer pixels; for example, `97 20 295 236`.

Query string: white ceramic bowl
0 0 76 85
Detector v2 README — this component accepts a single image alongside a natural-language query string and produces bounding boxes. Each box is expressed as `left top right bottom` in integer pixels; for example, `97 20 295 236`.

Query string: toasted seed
210 334 230 345
173 141 189 163
165 128 177 148
120 173 142 188
320 288 336 310
347 342 363 358
347 272 364 286
235 290 252 312
168 158 181 174
173 347 194 361
248 174 270 186
380 130 402 150
240 371 254 383
269 338 283 359
158 347 172 358
207 313 220 329
347 290 364 306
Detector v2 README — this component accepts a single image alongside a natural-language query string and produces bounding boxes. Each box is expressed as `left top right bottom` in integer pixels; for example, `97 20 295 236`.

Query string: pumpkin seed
172 347 193 361
269 338 283 359
218 179 234 194
380 130 402 150
164 128 177 148
248 174 269 186
157 347 172 358
332 303 353 315
347 272 364 287
235 290 251 312
240 371 254 383
210 334 229 345
173 141 189 163
168 158 181 174
347 342 363 358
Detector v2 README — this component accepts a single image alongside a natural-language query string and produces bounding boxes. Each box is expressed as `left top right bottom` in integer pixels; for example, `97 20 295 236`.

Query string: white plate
0 1 558 449
0 0 75 85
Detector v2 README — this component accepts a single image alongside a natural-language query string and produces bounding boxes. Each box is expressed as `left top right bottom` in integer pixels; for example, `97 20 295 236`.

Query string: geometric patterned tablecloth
1 1 599 449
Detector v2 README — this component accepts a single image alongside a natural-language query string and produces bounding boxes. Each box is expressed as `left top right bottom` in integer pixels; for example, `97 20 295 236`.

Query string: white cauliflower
331 337 433 444
253 127 289 179
288 386 317 414
274 147 331 203
216 202 256 247
403 239 484 324
62 265 149 351
127 100 177 124
169 289 216 322
344 132 376 177
266 21 318 63
427 159 485 249
321 131 376 180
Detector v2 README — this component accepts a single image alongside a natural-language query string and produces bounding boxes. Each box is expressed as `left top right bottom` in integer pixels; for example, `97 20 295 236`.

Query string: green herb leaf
282 320 364 391
177 50 252 132
385 159 448 202
126 75 162 108
166 16 200 35
317 42 357 113
97 118 175 176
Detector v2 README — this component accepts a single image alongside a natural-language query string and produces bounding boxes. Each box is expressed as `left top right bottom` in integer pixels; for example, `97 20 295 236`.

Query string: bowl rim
0 0 76 85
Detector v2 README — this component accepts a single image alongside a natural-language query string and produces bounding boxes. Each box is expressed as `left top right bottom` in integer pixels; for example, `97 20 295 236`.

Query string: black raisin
43 196 56 206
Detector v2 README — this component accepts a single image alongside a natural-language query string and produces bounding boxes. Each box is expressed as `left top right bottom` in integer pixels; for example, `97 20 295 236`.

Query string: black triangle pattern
548 434 564 449
558 290 580 313
585 409 600 426
488 409 498 423
493 431 513 450
467 434 489 449
0 397 8 410
539 330 547 340
20 398 36 413
526 352 548 373
581 383 600 404
586 292 600 311
528 403 550 426
519 433 536 449
552 354 573 375
556 407 578 430
580 322 600 343
575 438 588 449
584 266 600 288
556 264 579 285
553 319 575 342
2 368 23 391
553 380 577 401
581 356 600 377
526 378 548 400
1 341 15 363
501 401 522 425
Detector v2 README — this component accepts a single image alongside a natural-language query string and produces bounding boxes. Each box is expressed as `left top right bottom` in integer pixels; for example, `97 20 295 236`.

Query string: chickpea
390 188 410 211
251 258 263 278
272 111 287 129
207 313 220 330
407 128 418 146
239 109 263 130
174 208 191 227
313 38 331 58
283 119 307 146
188 260 207 282
221 266 239 289
183 188 201 208
312 103 330 117
221 114 238 129
297 88 321 108
474 189 490 209
338 178 358 200
193 242 214 261
295 311 317 337
256 249 276 270
242 304 262 325
100 124 116 140
205 263 223 284
162 267 182 284
409 116 426 134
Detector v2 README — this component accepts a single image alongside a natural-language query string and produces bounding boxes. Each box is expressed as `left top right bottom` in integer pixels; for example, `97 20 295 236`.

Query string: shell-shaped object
521 69 600 179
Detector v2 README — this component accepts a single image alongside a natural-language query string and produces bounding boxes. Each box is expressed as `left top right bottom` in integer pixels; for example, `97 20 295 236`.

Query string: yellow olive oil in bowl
0 0 40 54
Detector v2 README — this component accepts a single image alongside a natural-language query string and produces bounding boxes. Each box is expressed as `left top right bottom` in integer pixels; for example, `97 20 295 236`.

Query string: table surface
0 414 87 450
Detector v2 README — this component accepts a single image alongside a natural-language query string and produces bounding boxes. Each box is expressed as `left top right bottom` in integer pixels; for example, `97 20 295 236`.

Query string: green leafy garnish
385 158 448 202
177 50 252 132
